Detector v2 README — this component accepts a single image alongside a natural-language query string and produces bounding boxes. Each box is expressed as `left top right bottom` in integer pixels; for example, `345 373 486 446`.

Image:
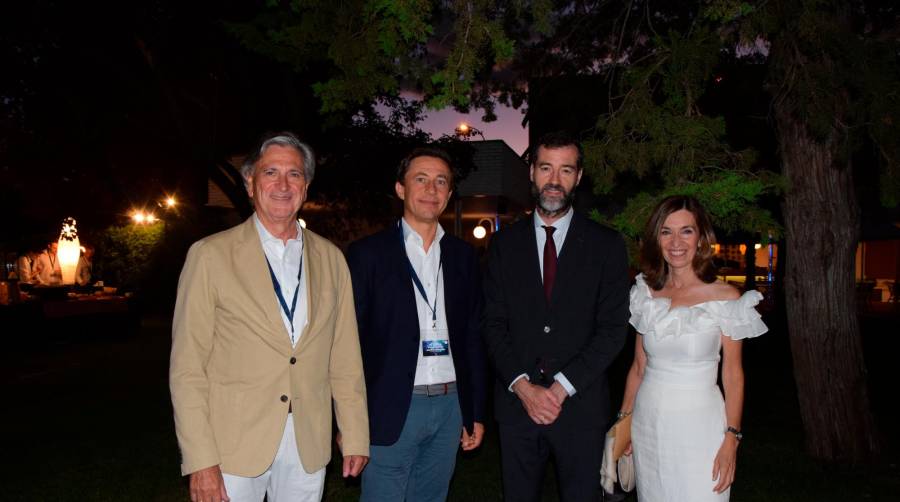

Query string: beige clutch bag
600 414 635 494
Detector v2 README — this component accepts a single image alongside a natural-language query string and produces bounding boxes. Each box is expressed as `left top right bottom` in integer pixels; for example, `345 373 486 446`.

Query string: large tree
749 0 898 461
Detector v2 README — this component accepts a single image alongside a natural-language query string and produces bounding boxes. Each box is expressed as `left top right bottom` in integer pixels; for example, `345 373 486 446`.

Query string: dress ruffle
628 274 768 341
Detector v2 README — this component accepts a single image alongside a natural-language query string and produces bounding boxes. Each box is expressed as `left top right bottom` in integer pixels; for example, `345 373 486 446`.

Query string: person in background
76 245 95 286
33 241 62 285
16 248 41 284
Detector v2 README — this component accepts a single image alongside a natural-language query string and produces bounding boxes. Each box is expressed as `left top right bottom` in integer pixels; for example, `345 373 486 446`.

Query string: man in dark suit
347 147 487 502
483 132 630 502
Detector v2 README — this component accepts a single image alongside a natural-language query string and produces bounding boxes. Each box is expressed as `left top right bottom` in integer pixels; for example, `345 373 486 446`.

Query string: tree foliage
95 223 165 292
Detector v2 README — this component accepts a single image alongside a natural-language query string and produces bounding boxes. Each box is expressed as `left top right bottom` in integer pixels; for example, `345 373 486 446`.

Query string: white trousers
223 414 326 502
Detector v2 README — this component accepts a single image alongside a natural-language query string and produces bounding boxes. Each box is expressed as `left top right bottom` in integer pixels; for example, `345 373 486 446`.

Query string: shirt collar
400 217 444 249
533 206 574 233
254 213 303 245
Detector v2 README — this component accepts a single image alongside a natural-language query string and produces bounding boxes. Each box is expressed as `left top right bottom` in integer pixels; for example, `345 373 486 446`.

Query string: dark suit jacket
483 212 630 429
347 222 487 446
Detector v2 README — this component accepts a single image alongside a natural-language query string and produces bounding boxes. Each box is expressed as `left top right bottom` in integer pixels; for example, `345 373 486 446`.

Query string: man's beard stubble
532 182 575 218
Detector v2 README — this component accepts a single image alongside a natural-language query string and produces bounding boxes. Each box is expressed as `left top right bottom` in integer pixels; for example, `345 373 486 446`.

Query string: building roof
455 140 530 207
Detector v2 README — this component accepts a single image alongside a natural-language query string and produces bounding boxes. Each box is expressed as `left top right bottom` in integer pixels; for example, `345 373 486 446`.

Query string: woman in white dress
619 196 767 501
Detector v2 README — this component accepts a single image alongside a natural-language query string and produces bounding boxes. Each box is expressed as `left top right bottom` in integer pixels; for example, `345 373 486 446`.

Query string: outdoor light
454 122 485 140
754 243 762 250
473 218 494 239
57 217 80 285
132 211 146 224
713 243 721 254
739 244 747 255
146 213 157 223
165 196 177 208
298 218 307 229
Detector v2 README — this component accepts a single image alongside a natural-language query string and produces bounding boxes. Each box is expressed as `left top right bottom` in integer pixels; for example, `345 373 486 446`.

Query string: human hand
513 380 562 425
712 435 738 493
342 455 368 477
335 431 343 454
461 422 485 451
189 465 229 502
549 381 569 405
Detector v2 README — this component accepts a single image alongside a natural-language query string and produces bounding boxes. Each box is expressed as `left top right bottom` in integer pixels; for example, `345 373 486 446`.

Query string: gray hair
241 132 316 187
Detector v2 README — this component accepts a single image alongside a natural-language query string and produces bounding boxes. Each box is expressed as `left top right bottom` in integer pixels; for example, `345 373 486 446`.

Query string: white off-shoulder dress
629 274 767 502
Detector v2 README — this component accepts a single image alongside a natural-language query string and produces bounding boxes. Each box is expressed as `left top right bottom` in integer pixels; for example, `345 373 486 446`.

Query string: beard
532 182 575 217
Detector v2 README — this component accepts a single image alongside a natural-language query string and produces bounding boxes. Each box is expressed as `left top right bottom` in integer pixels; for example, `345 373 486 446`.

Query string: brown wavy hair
641 195 718 290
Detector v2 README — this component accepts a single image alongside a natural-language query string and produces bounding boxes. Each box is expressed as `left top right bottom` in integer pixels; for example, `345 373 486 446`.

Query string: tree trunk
775 107 880 462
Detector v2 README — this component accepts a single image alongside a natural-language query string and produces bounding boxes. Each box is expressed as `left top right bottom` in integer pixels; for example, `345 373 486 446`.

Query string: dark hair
241 131 316 186
529 131 584 169
396 147 457 187
641 195 718 290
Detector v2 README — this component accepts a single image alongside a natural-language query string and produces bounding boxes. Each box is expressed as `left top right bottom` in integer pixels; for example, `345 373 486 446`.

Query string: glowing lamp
165 196 177 208
473 225 487 239
754 243 762 250
146 213 157 223
57 217 81 285
132 211 146 224
739 244 747 255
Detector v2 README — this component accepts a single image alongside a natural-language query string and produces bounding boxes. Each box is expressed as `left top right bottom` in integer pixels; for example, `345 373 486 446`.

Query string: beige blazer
170 217 368 477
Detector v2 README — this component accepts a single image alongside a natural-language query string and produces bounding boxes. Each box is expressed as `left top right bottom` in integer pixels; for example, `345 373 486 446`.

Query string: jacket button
543 325 551 333
290 357 297 364
280 395 289 402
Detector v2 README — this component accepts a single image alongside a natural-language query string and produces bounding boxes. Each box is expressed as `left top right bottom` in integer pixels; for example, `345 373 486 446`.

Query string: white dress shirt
401 218 457 386
508 208 577 396
254 214 308 346
33 250 62 285
16 255 34 283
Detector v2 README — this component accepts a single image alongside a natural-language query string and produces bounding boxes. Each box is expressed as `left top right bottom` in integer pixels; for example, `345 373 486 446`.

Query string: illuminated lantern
57 217 81 285
473 225 487 239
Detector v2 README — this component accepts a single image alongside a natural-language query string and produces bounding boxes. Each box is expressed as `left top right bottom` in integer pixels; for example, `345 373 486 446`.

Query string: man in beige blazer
170 132 369 502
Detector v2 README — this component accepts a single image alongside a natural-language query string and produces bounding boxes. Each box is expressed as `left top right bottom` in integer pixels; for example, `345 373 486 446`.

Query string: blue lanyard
400 221 442 329
265 241 304 344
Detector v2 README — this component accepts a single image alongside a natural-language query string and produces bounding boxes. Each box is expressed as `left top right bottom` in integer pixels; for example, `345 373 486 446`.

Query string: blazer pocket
209 382 243 455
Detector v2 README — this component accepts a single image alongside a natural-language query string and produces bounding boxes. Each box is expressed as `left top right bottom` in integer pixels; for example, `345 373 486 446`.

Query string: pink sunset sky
419 104 530 156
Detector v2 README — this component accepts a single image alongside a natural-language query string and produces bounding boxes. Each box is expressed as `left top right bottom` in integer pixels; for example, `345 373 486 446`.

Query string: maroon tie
542 225 557 302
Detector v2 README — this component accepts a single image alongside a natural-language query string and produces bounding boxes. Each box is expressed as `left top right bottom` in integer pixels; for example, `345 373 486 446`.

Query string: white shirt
16 255 35 283
508 208 578 396
401 218 457 386
254 214 308 346
33 249 62 285
534 207 574 277
76 256 93 286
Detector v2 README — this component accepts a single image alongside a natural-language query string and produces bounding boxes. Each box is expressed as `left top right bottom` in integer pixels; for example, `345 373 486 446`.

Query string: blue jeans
361 392 463 502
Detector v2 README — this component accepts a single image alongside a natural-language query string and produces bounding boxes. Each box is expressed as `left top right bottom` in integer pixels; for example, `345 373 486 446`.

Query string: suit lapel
515 217 548 309
394 222 421 328
233 218 294 355
439 235 459 334
293 228 318 355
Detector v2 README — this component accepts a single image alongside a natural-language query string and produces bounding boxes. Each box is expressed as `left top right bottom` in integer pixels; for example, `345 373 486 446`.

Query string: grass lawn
1 311 898 501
